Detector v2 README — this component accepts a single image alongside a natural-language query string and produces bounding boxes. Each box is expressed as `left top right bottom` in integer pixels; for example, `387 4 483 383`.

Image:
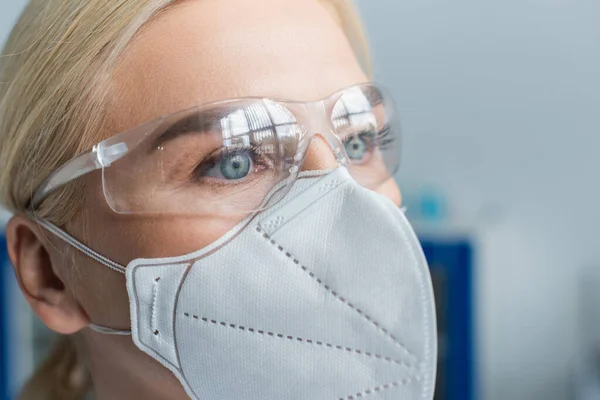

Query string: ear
5 214 89 334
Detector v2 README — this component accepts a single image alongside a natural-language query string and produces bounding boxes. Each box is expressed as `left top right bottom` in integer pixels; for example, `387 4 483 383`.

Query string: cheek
72 213 244 327
90 214 244 264
374 178 402 207
73 183 246 326
83 173 244 264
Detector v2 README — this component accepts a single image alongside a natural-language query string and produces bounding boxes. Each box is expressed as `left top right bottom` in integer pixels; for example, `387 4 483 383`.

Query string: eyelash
375 125 395 150
189 145 271 185
344 124 395 148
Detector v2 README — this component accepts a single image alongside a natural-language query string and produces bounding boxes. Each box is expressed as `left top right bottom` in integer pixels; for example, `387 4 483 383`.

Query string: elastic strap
35 218 126 275
33 217 131 335
89 323 132 336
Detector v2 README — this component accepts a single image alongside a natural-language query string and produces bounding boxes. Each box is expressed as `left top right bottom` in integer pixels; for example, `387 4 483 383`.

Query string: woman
0 1 437 399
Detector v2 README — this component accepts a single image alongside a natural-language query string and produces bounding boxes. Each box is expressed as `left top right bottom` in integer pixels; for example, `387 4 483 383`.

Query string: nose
300 134 403 207
301 135 339 171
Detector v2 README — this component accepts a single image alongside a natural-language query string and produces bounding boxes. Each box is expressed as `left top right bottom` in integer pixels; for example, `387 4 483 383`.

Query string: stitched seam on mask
255 226 418 362
151 278 160 336
182 313 416 370
337 378 413 400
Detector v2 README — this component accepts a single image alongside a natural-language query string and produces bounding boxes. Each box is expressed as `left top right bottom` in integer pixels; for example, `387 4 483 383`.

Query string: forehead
106 0 368 134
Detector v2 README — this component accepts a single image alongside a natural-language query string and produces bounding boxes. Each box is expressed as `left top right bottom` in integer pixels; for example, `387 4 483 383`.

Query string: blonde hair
0 1 372 399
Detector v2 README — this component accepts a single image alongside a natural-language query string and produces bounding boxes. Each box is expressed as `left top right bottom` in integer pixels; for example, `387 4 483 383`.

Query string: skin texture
6 0 402 399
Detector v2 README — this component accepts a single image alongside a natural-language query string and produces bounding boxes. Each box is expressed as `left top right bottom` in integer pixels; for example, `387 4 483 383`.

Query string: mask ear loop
31 216 132 336
89 324 131 336
33 217 126 275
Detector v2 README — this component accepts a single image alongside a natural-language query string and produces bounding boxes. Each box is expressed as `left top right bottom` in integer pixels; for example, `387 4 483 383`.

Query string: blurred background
1 0 599 399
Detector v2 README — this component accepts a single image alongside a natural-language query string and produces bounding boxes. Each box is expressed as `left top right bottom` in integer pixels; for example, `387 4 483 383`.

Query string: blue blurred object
422 238 475 400
418 189 447 223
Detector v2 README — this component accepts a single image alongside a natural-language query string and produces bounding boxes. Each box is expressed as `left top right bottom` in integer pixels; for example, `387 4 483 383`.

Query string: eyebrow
364 86 384 105
149 103 297 152
150 108 223 152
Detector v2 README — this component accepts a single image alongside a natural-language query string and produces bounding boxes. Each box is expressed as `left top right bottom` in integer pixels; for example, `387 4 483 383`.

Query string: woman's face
66 0 401 396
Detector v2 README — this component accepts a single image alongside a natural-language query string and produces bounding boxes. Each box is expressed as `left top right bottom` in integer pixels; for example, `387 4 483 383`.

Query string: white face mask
40 168 437 400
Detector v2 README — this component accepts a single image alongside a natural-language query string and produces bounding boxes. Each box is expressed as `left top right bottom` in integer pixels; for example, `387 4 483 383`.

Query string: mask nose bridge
259 168 350 236
303 100 347 166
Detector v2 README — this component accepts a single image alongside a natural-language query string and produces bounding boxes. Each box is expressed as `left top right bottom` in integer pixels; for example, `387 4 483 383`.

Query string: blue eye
344 132 374 161
220 153 251 180
191 146 272 185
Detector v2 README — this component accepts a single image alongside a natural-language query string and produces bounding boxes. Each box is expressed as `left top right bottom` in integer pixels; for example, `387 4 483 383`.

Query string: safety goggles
31 83 401 216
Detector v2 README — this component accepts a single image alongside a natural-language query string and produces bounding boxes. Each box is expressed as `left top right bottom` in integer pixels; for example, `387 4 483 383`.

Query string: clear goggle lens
97 84 400 216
